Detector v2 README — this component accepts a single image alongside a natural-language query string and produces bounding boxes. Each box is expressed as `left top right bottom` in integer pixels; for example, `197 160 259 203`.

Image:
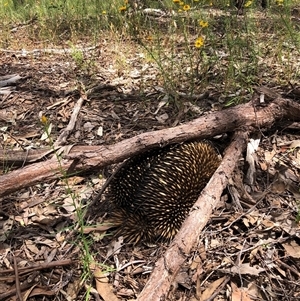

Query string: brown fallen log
0 97 299 198
137 130 247 300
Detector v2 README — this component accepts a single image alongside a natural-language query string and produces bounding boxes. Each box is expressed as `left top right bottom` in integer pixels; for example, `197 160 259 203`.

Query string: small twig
204 276 230 301
216 191 268 234
0 277 37 300
276 259 300 278
0 259 73 276
13 255 23 301
54 95 87 147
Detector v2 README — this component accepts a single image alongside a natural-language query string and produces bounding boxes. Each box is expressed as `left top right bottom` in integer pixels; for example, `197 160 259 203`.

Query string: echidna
107 141 221 244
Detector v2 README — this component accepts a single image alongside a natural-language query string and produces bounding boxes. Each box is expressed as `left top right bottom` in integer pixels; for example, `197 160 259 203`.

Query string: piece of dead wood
0 86 14 95
0 74 19 81
136 130 247 300
0 74 22 87
0 93 87 166
0 95 296 167
0 272 40 301
54 84 103 147
13 254 22 301
0 259 73 278
54 95 87 147
0 97 300 198
0 147 54 166
0 46 97 56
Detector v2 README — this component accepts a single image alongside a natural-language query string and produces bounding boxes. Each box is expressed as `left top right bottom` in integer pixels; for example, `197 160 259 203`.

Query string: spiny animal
107 141 221 244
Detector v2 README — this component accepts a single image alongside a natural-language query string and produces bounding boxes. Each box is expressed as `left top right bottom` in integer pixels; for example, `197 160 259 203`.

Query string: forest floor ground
1 5 300 301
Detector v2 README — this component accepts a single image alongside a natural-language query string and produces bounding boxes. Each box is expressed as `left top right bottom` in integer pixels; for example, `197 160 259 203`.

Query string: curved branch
0 97 299 198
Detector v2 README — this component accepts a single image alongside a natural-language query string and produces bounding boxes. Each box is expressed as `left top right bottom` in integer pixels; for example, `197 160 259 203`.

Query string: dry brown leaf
0 109 17 123
117 288 135 298
65 277 82 299
36 238 59 248
193 255 204 292
84 223 114 234
259 161 268 171
288 139 300 149
23 284 39 301
43 204 58 215
269 196 282 207
274 265 286 277
282 240 300 258
287 182 300 199
107 237 123 258
270 178 287 193
45 248 57 263
261 219 275 228
244 209 260 226
198 244 206 261
199 276 226 300
246 281 264 300
62 196 79 213
175 271 190 289
156 113 169 123
190 255 201 270
94 266 119 301
25 240 39 255
226 263 265 276
26 286 56 299
0 216 14 242
249 247 259 262
210 238 221 247
231 282 253 301
154 99 168 115
64 176 85 186
264 150 276 163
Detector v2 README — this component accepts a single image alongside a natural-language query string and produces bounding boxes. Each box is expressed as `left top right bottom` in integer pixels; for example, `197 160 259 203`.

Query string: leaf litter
0 22 300 301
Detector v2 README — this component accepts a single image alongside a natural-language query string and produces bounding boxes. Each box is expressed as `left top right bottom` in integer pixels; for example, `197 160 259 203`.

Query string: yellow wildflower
195 36 204 48
244 0 252 7
276 0 283 5
119 5 127 11
173 0 180 2
179 1 185 5
199 20 208 28
178 8 183 12
102 10 107 14
183 4 190 11
41 115 48 125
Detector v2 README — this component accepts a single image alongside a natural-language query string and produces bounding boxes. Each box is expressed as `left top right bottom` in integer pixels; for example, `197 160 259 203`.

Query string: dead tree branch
137 130 248 300
0 97 300 198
